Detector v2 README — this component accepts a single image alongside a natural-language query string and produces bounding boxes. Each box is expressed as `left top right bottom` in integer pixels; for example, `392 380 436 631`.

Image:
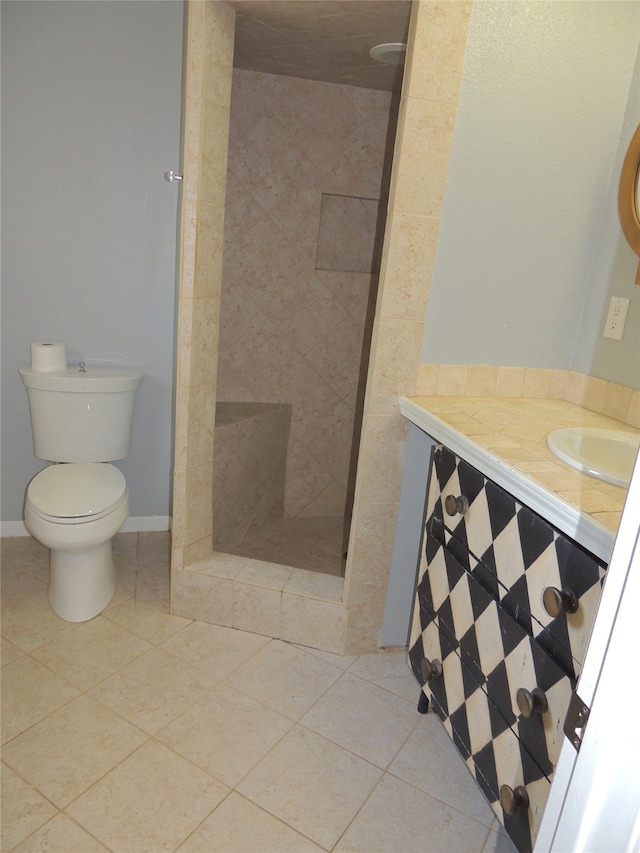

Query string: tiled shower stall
171 0 472 654
217 68 395 546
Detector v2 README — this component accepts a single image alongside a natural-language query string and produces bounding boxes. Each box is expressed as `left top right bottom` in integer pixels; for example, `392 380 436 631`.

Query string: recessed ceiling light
369 43 407 65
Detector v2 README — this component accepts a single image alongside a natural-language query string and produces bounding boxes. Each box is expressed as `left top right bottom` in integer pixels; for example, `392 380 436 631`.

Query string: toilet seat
27 463 127 522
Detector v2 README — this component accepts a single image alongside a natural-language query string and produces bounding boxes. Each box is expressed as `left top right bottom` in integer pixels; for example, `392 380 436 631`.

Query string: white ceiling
227 0 412 91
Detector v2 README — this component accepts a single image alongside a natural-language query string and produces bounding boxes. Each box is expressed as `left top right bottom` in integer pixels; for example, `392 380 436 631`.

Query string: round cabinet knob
444 494 469 517
420 657 443 682
543 586 579 617
516 687 549 718
499 784 530 816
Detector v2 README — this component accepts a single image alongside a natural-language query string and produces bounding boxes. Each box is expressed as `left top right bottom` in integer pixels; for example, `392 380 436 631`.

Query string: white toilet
19 364 144 622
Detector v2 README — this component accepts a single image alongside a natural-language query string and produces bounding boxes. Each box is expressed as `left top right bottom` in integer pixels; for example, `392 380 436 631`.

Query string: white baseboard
121 516 171 533
1 521 29 538
1 516 171 539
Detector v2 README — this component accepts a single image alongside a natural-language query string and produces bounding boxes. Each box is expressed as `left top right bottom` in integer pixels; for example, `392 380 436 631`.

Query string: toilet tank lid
19 366 144 392
28 463 126 518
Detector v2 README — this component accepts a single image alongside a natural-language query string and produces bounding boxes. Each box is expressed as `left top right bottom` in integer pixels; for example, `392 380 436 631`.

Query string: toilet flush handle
164 170 183 183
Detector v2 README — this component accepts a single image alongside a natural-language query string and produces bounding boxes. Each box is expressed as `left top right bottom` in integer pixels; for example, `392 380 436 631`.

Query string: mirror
618 122 640 283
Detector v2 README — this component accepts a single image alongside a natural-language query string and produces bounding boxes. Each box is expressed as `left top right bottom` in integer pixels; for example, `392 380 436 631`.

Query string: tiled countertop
399 395 639 563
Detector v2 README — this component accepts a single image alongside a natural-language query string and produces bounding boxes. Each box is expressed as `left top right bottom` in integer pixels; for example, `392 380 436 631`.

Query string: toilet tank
18 366 144 462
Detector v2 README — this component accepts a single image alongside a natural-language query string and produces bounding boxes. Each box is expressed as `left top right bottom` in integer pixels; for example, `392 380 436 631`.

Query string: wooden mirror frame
618 123 640 284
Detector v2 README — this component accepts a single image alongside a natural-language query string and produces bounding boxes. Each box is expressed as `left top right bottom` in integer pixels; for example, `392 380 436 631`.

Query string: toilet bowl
19 360 143 622
24 463 128 622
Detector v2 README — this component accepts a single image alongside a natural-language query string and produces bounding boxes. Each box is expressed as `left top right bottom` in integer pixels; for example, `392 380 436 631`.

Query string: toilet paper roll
30 342 67 372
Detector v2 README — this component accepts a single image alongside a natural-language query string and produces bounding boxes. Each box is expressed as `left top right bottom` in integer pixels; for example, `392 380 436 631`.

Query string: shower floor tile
224 515 346 576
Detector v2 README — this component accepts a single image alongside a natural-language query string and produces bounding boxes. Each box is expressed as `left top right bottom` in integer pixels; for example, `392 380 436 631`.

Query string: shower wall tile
378 214 439 320
186 463 214 547
391 97 456 218
297 481 348 521
344 0 471 652
202 15 235 110
219 69 392 519
346 502 400 587
173 0 234 567
280 594 346 655
172 569 233 628
183 95 202 203
305 317 368 402
284 440 334 518
233 584 281 638
174 387 190 472
183 3 204 100
366 318 424 415
176 298 194 391
343 581 387 655
353 414 408 508
179 202 197 300
186 385 215 471
406 1 472 105
190 297 220 388
194 203 224 298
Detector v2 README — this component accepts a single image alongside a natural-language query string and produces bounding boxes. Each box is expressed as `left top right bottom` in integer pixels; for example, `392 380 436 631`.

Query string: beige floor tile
1 657 79 745
0 532 519 853
12 812 110 852
1 636 25 668
227 639 343 720
102 598 192 645
482 826 519 852
88 646 218 735
1 570 47 603
111 531 138 559
1 584 72 653
292 643 357 670
107 554 137 609
1 762 58 851
238 726 382 850
2 695 147 808
31 616 152 691
177 792 324 852
136 560 171 603
157 682 293 788
334 773 493 853
348 648 419 701
1 536 50 578
388 714 498 828
67 741 228 852
301 671 419 768
137 530 171 564
160 619 270 680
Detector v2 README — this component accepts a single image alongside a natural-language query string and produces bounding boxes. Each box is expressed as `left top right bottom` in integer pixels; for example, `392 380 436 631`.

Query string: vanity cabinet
408 445 606 853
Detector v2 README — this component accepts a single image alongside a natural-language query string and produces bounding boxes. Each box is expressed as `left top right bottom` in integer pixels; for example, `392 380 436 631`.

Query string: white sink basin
547 427 640 488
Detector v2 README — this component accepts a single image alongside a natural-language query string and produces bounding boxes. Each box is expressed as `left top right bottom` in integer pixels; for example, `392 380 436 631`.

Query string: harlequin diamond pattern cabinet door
429 445 606 672
409 444 607 853
419 533 571 772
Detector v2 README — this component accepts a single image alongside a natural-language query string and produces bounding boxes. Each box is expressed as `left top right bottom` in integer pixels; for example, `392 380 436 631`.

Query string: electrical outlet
603 296 630 341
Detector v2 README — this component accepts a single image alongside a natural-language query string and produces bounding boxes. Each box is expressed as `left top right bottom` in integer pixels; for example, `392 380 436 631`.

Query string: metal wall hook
164 170 183 183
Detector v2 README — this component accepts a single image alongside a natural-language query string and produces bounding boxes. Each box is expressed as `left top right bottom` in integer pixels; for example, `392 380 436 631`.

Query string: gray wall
1 0 184 526
421 1 639 388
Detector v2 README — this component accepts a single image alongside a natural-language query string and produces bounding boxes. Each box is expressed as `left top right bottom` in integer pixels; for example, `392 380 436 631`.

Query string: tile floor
224 516 346 577
1 532 516 852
